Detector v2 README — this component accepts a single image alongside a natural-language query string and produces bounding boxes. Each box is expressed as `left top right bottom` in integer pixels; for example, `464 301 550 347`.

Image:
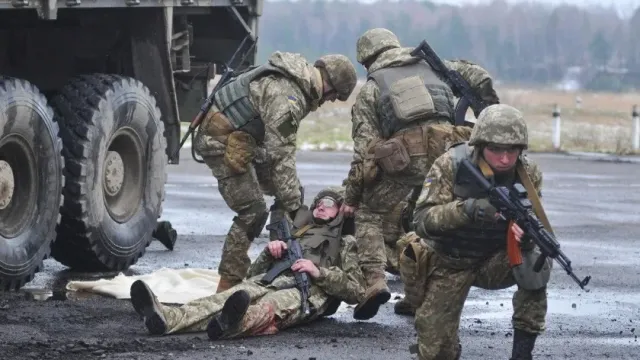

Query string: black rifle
459 159 591 290
172 32 258 161
410 40 493 127
261 219 311 315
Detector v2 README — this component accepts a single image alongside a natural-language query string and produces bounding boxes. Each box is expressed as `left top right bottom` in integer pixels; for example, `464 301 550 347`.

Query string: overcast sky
304 0 639 17
423 0 638 17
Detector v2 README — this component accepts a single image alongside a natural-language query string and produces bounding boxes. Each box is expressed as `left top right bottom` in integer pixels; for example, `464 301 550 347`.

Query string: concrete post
552 104 561 151
633 105 639 152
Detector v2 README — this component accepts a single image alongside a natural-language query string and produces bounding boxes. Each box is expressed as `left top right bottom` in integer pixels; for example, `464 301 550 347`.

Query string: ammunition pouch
423 123 472 167
374 137 411 175
224 131 257 174
512 247 553 291
398 234 433 309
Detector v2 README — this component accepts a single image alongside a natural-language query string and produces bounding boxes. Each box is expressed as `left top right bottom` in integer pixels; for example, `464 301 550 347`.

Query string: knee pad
234 203 269 240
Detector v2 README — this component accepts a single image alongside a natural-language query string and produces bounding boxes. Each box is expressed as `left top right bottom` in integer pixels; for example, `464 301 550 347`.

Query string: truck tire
51 74 167 271
0 77 64 291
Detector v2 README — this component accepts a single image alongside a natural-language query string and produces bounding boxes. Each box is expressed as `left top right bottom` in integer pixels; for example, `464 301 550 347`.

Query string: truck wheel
0 77 64 290
51 74 166 271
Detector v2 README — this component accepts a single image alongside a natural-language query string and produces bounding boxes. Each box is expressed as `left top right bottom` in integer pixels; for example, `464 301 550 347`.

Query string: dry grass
297 82 640 154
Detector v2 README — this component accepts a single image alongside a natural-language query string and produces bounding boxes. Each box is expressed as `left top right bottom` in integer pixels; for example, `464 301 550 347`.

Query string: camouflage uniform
410 104 547 360
194 52 357 290
130 187 366 339
344 28 499 318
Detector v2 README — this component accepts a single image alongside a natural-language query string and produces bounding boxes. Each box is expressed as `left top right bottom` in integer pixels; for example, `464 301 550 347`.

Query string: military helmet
314 54 357 101
312 186 345 210
468 104 528 149
356 28 401 65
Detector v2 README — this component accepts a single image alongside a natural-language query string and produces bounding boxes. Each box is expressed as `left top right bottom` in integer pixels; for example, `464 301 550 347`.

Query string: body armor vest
213 63 289 143
368 61 456 139
426 143 515 258
293 208 344 269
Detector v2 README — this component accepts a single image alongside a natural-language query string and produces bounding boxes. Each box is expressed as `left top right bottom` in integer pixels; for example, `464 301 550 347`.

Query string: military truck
0 0 261 290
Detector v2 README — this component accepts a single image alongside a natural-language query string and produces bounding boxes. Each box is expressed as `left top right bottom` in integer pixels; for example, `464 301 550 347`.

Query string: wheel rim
103 127 144 224
0 134 37 238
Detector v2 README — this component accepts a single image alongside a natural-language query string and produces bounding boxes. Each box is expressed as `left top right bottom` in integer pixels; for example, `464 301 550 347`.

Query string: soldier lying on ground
193 51 357 293
129 187 370 340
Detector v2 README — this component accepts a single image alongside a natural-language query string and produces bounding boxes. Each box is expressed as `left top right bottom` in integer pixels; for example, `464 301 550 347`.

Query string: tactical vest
213 63 290 143
368 61 456 139
293 208 344 269
426 143 515 258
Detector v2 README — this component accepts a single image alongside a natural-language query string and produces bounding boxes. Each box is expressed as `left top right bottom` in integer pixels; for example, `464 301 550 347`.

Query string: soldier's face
312 197 339 220
482 144 521 172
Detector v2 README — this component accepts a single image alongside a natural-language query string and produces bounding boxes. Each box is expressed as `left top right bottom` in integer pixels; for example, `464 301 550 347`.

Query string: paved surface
1 149 639 360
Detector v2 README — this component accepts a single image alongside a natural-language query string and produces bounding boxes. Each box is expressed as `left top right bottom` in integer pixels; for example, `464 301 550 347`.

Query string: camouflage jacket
245 235 365 311
412 147 542 238
343 47 500 206
198 52 324 212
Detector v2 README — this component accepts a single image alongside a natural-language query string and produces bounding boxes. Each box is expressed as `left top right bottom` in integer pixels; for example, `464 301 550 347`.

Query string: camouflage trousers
383 199 409 275
414 249 548 360
203 156 280 284
356 158 427 285
158 277 322 337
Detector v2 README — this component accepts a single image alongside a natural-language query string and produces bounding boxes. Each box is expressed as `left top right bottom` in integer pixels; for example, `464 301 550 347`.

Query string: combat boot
510 328 538 360
130 280 167 335
207 290 251 340
215 276 238 293
353 275 391 320
393 298 415 316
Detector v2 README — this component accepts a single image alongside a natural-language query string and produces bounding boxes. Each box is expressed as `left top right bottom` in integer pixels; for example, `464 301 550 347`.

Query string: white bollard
633 105 639 152
552 104 561 151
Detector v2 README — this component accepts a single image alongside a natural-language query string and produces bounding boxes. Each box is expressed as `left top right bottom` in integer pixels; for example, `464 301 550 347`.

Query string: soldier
341 28 500 320
129 187 367 340
193 51 358 293
409 104 550 360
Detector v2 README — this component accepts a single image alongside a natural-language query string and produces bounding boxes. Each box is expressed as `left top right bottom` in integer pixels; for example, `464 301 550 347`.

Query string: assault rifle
261 219 311 315
172 29 258 162
410 40 493 127
459 159 591 290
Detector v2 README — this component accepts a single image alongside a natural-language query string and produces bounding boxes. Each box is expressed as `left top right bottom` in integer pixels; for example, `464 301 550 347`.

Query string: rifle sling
293 224 314 238
516 164 554 235
477 157 554 235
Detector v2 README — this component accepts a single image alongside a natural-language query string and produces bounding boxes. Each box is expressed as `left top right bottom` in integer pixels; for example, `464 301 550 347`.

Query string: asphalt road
1 149 639 360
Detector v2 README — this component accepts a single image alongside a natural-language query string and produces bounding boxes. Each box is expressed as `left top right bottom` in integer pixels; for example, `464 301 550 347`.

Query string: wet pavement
1 149 639 360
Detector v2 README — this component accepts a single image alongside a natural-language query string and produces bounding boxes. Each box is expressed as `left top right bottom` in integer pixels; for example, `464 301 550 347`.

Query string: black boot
510 328 538 360
130 280 167 335
207 290 251 340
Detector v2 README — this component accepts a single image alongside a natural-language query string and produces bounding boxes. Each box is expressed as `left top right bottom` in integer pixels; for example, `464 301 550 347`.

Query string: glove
463 198 499 223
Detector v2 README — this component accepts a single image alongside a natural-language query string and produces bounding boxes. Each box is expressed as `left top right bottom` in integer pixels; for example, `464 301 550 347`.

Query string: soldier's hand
463 198 499 223
267 240 288 259
291 259 320 278
340 203 357 217
510 222 524 242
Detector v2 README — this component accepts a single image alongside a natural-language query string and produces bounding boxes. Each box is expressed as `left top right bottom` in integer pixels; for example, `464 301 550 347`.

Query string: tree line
255 0 640 91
